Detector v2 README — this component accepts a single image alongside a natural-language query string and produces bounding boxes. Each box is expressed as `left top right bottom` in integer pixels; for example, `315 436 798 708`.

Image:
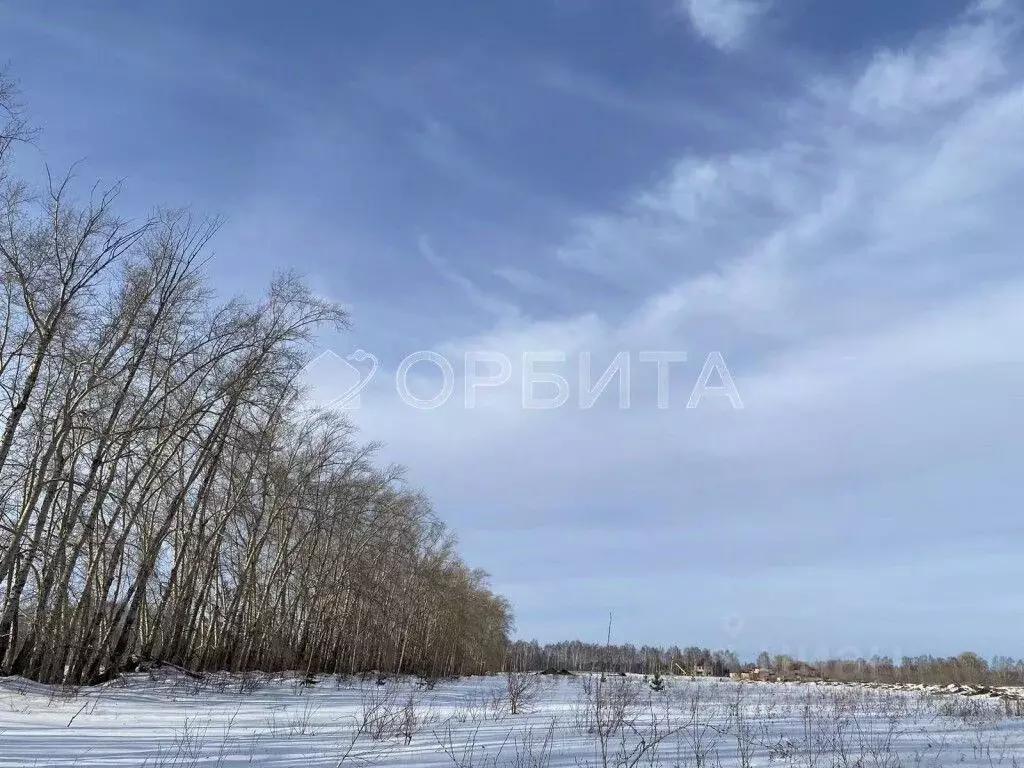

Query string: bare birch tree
0 75 513 685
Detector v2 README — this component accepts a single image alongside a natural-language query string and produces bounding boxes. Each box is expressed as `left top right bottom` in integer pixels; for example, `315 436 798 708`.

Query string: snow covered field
2 671 1024 767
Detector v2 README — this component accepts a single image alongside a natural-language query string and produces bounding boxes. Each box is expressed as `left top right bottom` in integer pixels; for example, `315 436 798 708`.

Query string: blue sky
3 0 1024 660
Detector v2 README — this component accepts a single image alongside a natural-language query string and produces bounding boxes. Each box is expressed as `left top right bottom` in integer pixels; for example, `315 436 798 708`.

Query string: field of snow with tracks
3 670 1024 767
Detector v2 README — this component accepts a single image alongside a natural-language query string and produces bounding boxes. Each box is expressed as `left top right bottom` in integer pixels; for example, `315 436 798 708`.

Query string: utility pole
602 610 613 680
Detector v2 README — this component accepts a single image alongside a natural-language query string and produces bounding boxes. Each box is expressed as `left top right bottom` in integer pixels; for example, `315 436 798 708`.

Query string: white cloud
558 0 1024 343
850 1 1012 119
677 0 769 51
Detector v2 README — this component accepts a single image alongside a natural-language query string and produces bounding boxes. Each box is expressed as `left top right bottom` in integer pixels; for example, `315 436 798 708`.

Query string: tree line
506 640 1024 687
0 76 512 685
790 653 1024 687
506 640 742 676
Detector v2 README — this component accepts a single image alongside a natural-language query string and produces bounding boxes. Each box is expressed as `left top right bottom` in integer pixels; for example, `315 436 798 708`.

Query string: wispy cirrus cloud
417 234 523 321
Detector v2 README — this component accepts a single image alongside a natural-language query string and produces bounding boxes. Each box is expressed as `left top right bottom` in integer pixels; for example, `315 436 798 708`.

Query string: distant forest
508 641 1024 687
507 640 742 676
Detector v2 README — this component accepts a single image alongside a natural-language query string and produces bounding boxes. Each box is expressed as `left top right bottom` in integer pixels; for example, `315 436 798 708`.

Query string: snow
1 671 1023 766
